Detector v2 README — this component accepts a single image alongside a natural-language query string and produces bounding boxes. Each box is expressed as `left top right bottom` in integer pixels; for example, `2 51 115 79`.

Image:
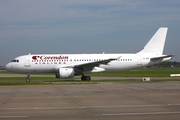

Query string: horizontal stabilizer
151 55 174 61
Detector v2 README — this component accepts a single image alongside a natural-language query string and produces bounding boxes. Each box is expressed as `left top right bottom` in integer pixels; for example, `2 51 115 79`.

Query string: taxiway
0 81 180 120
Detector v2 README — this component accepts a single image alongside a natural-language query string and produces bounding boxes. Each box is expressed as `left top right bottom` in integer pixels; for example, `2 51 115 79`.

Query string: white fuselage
5 53 163 74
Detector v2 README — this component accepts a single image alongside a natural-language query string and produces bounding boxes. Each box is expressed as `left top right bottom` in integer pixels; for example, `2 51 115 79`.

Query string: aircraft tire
86 76 91 81
81 76 85 81
81 76 91 81
26 78 30 82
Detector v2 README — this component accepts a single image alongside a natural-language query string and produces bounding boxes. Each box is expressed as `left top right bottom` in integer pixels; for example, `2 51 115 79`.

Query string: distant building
0 66 5 70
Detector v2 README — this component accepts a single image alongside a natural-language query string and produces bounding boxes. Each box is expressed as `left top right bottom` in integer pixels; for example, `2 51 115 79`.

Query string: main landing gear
26 74 30 82
25 74 91 81
81 76 91 81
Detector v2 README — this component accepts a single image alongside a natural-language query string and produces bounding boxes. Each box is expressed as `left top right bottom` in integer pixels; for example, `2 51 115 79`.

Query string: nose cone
5 63 12 71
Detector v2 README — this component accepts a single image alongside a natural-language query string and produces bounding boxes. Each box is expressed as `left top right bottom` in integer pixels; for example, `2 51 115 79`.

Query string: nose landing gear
26 74 30 82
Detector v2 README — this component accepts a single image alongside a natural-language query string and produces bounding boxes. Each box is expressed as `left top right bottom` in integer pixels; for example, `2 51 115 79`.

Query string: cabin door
25 55 30 67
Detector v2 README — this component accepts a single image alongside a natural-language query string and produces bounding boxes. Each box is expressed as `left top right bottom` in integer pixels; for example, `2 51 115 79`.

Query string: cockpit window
11 60 15 62
11 59 19 62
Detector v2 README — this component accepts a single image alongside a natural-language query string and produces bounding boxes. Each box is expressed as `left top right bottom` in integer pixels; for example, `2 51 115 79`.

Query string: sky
0 0 180 65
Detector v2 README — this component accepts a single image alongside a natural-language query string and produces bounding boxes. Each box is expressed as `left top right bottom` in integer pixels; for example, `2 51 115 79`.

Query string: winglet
116 56 121 61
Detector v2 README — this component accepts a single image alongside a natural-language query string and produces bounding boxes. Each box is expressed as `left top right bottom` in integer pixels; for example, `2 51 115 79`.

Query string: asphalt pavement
0 81 180 120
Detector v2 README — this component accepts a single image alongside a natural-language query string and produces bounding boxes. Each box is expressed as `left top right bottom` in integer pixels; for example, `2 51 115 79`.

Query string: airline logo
32 55 69 60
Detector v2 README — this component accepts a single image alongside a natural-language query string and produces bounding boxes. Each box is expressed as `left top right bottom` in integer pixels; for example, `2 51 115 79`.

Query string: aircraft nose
5 63 12 71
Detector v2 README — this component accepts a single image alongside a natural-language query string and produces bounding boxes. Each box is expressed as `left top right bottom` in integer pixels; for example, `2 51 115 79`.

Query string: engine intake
56 68 74 79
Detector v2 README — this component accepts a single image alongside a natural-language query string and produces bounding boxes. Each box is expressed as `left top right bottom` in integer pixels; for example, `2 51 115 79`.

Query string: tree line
148 61 180 68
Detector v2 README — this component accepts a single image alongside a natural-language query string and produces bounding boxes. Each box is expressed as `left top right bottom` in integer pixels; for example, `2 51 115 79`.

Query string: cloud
1 1 179 29
0 0 180 64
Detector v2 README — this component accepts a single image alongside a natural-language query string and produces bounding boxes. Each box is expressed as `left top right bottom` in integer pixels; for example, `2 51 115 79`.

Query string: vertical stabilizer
138 27 168 55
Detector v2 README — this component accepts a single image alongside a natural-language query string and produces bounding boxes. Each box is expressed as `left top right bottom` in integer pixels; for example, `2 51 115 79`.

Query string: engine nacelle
56 68 74 79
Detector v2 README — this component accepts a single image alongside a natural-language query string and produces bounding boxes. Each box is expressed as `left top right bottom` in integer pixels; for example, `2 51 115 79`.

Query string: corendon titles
32 55 69 60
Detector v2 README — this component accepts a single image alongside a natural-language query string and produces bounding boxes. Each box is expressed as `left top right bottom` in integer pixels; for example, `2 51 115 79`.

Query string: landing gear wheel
81 76 85 81
26 78 30 82
81 76 91 81
86 76 91 81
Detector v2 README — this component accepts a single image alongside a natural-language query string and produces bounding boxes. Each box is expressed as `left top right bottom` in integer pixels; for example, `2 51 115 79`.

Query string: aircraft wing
63 58 118 71
151 55 174 61
74 58 116 70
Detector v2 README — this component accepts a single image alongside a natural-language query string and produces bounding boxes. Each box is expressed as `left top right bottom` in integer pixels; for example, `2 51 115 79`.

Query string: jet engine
55 68 74 79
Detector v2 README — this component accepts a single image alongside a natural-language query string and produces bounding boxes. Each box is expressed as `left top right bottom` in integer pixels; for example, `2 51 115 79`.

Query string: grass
0 68 180 85
91 68 180 77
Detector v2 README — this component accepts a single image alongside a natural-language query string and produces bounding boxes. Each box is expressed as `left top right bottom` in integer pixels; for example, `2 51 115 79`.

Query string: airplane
5 27 174 82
